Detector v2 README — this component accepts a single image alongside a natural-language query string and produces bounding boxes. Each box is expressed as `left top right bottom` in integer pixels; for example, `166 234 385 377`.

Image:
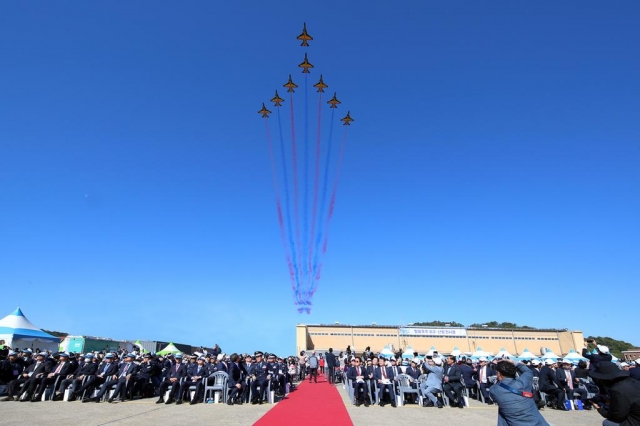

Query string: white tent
402 346 415 359
471 347 490 359
495 347 514 359
450 346 462 357
0 307 59 352
562 349 586 364
518 348 538 360
541 350 559 360
379 346 394 357
425 346 437 357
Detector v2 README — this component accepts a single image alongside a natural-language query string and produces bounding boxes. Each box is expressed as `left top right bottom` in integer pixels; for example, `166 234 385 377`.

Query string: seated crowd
338 341 640 414
0 348 300 405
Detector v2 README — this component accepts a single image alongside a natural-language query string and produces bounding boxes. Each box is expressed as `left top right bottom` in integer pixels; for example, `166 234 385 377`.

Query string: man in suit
177 356 208 405
57 353 98 401
347 357 369 407
131 354 156 398
156 353 186 404
489 360 550 425
365 358 376 403
538 359 566 410
92 353 138 403
629 359 640 380
390 358 403 378
78 353 119 401
475 357 496 404
403 359 421 404
420 357 444 408
227 353 244 405
249 351 271 404
30 353 75 402
460 358 477 399
15 352 51 401
216 354 228 373
374 357 396 407
556 360 587 404
325 348 337 384
443 355 464 408
0 351 23 388
582 340 612 371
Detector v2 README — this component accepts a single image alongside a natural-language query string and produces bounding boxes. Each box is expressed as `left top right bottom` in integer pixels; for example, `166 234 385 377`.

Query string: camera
587 339 594 343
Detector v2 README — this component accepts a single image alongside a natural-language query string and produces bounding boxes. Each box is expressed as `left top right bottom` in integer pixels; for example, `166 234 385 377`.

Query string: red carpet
254 374 353 426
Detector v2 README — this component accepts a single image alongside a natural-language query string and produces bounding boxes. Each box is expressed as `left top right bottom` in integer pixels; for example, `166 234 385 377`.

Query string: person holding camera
583 339 613 371
589 361 640 426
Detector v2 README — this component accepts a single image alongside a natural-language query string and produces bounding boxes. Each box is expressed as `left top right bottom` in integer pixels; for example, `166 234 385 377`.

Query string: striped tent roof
0 307 58 341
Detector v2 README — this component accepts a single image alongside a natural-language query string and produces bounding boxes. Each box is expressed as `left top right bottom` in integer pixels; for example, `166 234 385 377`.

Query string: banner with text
399 327 467 337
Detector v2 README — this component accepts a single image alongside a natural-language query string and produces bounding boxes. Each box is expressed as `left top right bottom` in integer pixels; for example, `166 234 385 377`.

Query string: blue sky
1 0 638 355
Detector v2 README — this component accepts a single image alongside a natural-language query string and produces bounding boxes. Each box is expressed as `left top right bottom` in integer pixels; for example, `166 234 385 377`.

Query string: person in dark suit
347 357 369 406
538 359 566 410
15 352 51 401
30 353 75 402
443 355 464 408
249 351 271 405
629 360 640 380
91 353 138 403
459 358 477 399
325 348 337 384
0 351 23 388
156 353 187 404
131 354 156 398
77 354 118 401
556 361 587 403
227 353 244 405
177 356 209 405
57 353 98 401
216 354 229 373
365 358 377 403
374 358 396 407
474 357 495 404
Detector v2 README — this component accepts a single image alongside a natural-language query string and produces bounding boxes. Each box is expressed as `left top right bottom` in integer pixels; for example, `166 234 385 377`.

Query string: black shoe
156 398 164 404
165 398 174 405
258 400 263 405
487 400 494 405
226 399 234 405
458 401 464 409
437 402 443 408
92 397 101 403
391 402 396 407
364 401 370 407
379 402 385 407
175 399 182 405
355 401 361 407
107 398 114 403
2 396 15 402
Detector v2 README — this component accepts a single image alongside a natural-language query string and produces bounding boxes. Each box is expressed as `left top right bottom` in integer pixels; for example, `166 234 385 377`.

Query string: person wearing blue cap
0 351 23 397
16 352 51 402
90 353 138 403
29 353 74 402
156 354 186 404
57 354 98 401
177 356 209 405
78 353 118 402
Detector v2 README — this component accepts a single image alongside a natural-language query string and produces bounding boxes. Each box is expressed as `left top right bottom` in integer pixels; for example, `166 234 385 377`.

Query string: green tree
468 321 536 329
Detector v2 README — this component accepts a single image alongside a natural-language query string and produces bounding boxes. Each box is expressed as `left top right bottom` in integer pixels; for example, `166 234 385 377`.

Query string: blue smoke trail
311 108 336 279
277 107 300 297
302 73 309 305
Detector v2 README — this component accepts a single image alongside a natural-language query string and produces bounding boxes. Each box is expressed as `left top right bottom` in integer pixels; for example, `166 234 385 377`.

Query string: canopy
495 347 514 359
450 346 462 357
518 348 538 360
563 349 586 363
402 346 415 359
471 347 490 359
425 346 437 357
0 307 59 352
156 342 182 355
134 340 149 353
379 345 394 356
541 350 559 360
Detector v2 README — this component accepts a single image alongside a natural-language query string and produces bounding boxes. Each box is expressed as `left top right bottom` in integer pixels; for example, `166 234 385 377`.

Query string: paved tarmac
0 386 605 426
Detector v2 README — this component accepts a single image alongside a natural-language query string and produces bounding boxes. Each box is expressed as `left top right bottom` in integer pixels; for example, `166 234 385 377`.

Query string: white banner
399 327 467 337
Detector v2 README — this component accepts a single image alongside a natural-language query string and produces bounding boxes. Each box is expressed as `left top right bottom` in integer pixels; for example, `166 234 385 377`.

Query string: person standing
298 351 307 381
308 351 319 383
489 360 550 426
325 348 337 384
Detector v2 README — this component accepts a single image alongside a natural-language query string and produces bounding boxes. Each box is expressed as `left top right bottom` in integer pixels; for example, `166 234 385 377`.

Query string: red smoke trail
290 94 304 304
264 119 297 299
308 93 322 288
313 127 348 290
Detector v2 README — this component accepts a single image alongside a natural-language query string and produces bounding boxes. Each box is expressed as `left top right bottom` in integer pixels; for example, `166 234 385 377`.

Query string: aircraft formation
258 23 354 313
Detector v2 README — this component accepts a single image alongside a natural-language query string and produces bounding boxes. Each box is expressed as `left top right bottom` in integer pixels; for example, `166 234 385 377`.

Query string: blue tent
0 307 59 351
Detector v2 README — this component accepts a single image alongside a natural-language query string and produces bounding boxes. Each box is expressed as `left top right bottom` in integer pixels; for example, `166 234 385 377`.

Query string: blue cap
175 354 183 359
125 353 135 358
105 353 114 359
59 353 70 358
38 352 47 357
8 351 17 356
84 353 94 358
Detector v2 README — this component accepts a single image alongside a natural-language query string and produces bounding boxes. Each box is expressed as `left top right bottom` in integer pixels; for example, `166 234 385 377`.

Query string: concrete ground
0 386 605 426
